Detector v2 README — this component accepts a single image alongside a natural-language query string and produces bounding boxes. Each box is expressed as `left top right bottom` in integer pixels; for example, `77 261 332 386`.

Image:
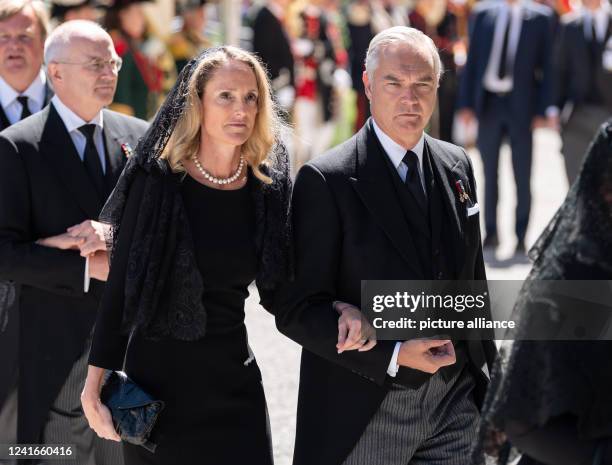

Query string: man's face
0 7 44 87
50 35 119 117
582 0 602 11
363 42 437 147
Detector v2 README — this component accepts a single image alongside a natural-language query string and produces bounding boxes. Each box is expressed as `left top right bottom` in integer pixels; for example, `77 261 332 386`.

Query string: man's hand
36 233 84 250
547 114 560 132
397 339 456 373
531 116 548 130
334 301 377 353
457 108 476 127
88 251 109 282
67 220 108 257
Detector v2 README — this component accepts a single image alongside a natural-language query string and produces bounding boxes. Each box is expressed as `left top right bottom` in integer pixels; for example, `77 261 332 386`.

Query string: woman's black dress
89 174 273 465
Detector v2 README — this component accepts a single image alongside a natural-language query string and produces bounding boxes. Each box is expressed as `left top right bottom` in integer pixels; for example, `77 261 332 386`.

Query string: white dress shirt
0 70 47 125
51 95 107 173
371 118 426 377
51 95 106 293
583 2 611 43
483 1 524 93
371 118 426 190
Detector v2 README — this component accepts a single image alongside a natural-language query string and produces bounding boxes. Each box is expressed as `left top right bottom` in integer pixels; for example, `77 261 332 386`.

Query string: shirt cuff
84 256 90 293
387 342 401 377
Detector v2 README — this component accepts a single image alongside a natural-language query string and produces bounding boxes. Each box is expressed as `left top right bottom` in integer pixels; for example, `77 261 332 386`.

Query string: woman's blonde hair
161 46 283 184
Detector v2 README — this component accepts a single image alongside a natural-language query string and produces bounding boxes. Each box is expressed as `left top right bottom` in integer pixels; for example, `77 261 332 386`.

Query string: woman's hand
81 366 120 442
334 301 377 353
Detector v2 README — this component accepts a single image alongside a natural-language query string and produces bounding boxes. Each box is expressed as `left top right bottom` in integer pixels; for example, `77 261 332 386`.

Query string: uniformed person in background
168 0 210 74
106 0 176 120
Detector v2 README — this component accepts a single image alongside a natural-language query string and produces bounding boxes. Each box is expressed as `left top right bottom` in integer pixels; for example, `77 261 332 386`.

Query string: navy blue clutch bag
100 371 165 453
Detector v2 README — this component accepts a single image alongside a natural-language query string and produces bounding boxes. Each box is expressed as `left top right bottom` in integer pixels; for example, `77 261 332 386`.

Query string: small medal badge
120 143 134 158
454 180 473 207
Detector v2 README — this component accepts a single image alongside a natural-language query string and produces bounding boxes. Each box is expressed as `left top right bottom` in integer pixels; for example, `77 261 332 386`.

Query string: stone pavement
244 128 570 465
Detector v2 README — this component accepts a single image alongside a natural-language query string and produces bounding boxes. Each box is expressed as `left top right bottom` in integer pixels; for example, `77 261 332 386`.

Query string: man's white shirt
0 70 47 125
51 95 106 293
371 118 427 377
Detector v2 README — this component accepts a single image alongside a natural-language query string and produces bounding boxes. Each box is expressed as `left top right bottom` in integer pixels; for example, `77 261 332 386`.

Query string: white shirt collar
371 118 425 171
51 95 103 134
0 69 46 110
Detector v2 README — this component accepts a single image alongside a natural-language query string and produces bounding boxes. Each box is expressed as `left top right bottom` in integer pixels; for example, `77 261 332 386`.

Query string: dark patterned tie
497 13 512 79
403 150 427 213
16 96 31 120
78 124 106 200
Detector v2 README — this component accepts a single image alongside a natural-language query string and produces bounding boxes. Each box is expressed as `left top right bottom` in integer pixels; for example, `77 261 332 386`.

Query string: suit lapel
424 145 442 255
482 6 499 68
43 84 53 106
101 109 128 190
42 104 103 218
350 122 423 278
425 136 466 275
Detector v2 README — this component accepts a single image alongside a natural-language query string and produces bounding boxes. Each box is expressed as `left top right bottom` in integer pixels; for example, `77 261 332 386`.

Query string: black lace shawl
472 120 612 464
99 48 293 341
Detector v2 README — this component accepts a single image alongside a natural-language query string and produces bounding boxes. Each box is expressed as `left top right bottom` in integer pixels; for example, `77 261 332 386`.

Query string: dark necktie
16 96 31 120
78 124 106 200
403 150 428 214
590 18 599 64
497 12 512 79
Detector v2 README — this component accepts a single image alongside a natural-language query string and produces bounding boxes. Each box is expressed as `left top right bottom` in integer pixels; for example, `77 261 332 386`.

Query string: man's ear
362 70 372 101
47 62 61 84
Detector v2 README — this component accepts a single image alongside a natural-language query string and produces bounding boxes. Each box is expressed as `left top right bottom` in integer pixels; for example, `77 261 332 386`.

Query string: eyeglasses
52 57 123 73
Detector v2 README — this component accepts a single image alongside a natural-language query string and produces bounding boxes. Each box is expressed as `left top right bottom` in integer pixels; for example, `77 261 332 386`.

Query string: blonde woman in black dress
80 46 292 464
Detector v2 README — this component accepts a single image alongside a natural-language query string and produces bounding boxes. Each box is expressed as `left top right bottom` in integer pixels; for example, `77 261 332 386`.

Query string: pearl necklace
191 154 245 185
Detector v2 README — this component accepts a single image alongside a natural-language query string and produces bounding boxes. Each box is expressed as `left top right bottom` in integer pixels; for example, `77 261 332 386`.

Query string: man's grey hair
44 20 112 65
365 26 443 84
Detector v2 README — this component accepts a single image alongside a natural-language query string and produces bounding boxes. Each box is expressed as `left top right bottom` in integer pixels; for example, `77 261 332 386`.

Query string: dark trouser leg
437 72 457 143
507 121 533 244
477 98 505 239
41 340 123 465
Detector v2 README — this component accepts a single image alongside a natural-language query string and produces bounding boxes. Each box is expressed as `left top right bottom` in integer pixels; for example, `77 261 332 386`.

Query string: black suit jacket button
433 248 440 256
437 271 444 279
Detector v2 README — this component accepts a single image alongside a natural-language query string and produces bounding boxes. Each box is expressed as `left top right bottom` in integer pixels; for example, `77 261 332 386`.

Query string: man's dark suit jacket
273 121 497 465
0 103 148 443
251 5 295 92
552 10 612 113
457 1 554 118
0 81 53 417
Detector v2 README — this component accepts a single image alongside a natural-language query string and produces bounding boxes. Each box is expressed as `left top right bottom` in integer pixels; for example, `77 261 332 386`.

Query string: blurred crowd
1 0 611 246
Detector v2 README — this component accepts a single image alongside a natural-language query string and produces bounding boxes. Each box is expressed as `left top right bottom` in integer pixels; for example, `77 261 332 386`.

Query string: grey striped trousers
39 338 123 465
342 367 479 465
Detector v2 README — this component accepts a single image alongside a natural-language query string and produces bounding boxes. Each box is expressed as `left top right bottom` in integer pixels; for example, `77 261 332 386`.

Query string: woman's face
119 3 146 40
201 60 259 149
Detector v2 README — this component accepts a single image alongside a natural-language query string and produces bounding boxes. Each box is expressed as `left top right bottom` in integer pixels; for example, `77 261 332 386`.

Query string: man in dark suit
550 0 612 184
250 0 295 113
273 26 496 465
0 20 148 464
457 0 554 254
0 0 53 451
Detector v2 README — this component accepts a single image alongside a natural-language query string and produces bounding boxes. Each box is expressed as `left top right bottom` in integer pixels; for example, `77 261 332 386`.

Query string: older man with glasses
0 20 148 464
